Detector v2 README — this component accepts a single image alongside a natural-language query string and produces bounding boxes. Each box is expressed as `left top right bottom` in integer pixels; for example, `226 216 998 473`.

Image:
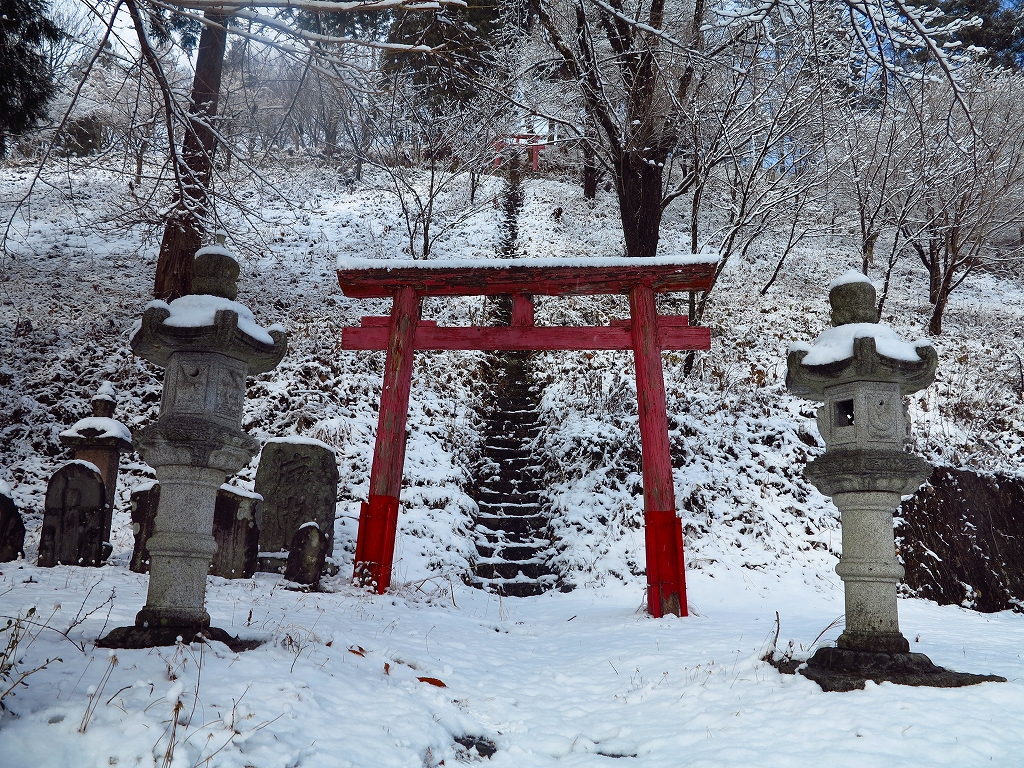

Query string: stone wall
898 467 1024 613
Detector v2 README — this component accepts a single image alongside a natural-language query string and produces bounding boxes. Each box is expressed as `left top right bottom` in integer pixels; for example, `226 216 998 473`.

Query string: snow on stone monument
99 241 286 649
786 271 1004 691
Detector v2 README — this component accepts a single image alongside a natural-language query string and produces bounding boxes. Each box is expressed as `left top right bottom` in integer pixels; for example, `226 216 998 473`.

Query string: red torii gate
336 256 717 618
493 134 547 171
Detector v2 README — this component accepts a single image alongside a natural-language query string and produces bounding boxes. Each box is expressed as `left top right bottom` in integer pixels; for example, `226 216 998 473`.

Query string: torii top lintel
335 255 718 298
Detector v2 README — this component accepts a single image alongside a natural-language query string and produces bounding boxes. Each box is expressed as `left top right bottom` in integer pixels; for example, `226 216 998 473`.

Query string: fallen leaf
349 646 366 657
417 677 447 688
384 663 391 675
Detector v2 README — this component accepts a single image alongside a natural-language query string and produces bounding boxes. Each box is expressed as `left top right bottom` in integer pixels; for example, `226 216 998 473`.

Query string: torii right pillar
630 284 687 617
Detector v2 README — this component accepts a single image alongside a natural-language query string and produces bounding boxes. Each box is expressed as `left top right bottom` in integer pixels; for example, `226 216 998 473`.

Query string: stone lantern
786 272 1003 690
100 243 287 649
59 382 133 562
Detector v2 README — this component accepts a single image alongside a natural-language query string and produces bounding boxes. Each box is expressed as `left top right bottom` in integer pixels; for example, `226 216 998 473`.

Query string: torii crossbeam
336 256 717 618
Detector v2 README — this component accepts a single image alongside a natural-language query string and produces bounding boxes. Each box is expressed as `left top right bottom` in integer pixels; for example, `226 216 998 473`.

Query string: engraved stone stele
129 482 262 579
99 243 286 651
786 272 1004 691
59 382 133 563
0 484 25 562
284 522 327 585
38 461 106 567
253 438 337 574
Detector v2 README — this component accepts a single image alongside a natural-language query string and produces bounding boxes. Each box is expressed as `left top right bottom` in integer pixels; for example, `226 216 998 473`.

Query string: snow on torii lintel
335 254 720 272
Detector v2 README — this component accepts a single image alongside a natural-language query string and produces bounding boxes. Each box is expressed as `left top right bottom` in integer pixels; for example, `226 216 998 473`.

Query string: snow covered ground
1 161 1023 765
1 558 1022 768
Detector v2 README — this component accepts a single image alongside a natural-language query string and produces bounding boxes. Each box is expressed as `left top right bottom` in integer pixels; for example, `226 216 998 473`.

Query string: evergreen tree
0 0 60 156
383 0 503 103
937 0 1024 69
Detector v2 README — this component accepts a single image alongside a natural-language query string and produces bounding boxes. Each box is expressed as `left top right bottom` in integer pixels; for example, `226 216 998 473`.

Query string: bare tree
361 78 508 259
901 68 1024 334
117 0 469 299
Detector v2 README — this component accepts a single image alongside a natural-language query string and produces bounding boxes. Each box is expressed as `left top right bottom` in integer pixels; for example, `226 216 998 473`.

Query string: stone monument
59 382 133 561
128 481 160 573
210 485 262 579
99 241 286 649
787 271 1004 691
284 522 327 585
253 438 337 574
38 461 106 567
0 481 25 562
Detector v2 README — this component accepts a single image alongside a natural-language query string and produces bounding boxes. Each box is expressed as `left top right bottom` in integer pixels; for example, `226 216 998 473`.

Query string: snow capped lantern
100 241 287 650
787 270 937 457
784 271 1002 690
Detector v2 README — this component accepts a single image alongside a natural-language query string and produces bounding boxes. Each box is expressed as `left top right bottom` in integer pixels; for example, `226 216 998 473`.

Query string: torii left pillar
353 286 418 591
630 284 687 617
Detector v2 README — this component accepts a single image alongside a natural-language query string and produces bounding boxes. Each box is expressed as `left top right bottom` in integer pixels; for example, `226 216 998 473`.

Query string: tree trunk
614 152 664 258
324 120 337 159
862 231 878 273
928 264 956 335
583 140 597 200
928 290 948 335
153 12 229 300
928 240 942 305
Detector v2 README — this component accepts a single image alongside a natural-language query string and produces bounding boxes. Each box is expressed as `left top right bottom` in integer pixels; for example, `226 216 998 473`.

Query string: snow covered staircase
470 354 555 597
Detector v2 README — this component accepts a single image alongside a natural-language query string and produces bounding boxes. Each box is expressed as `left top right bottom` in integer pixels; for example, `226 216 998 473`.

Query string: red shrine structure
336 256 717 618
493 134 547 171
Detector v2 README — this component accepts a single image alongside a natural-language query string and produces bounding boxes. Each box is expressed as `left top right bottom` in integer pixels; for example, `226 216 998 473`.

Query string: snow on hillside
0 162 1023 766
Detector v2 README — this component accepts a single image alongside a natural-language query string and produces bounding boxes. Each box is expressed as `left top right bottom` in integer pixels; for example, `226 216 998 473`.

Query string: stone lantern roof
786 271 937 398
131 245 287 373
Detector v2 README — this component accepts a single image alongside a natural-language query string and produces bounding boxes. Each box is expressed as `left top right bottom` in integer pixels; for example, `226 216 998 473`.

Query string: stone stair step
477 480 543 492
474 515 549 534
475 544 551 561
474 531 550 547
476 490 544 505
472 560 551 580
467 579 549 598
477 506 544 520
483 437 536 450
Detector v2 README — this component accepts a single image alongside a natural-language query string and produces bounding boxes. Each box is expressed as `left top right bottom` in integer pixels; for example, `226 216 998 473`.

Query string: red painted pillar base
644 509 688 618
353 494 400 593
